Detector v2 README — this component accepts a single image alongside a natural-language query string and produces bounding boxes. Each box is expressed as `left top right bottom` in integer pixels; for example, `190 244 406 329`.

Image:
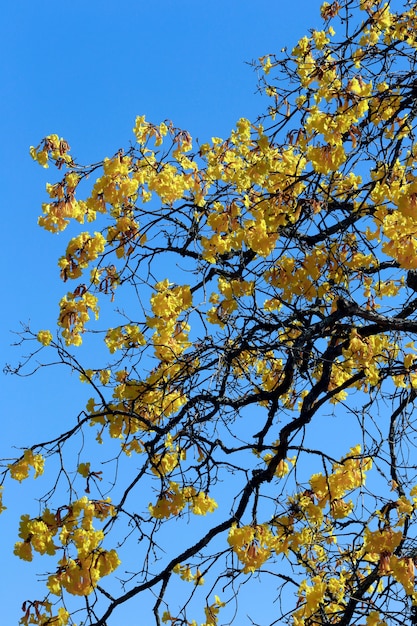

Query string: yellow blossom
37 330 53 346
9 450 45 482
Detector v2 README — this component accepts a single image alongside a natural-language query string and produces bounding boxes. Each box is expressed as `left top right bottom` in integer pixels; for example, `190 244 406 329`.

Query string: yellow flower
14 541 33 562
364 528 403 555
365 611 387 626
37 330 53 346
261 56 273 74
307 143 346 174
77 462 91 478
9 449 45 482
191 492 218 515
312 29 330 50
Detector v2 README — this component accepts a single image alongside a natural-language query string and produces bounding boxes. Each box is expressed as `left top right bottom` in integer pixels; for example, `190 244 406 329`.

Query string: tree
5 0 417 624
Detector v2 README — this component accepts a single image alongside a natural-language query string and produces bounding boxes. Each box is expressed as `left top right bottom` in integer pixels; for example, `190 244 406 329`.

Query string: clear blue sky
1 2 327 623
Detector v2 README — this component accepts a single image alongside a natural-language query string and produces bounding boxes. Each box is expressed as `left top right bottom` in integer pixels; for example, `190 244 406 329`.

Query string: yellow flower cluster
9 449 44 482
152 450 181 478
36 329 53 346
98 155 138 203
382 211 417 270
148 280 192 362
58 291 99 346
310 445 372 504
14 497 119 597
148 482 217 519
150 280 192 319
151 435 186 477
228 524 275 573
38 171 86 233
363 527 403 558
105 324 146 353
307 143 346 175
207 277 254 326
107 213 142 258
133 114 169 146
38 198 88 234
340 329 398 388
200 137 306 263
58 231 106 281
90 368 189 446
30 134 72 169
47 549 120 597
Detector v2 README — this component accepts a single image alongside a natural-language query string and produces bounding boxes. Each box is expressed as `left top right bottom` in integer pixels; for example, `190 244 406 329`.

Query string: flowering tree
5 0 417 624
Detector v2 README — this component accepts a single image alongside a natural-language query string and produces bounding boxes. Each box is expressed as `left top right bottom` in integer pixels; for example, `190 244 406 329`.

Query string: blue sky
1 1 328 623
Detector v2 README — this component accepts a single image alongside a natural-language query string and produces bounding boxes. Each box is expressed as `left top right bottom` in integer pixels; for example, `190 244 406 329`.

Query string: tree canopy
5 1 417 624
